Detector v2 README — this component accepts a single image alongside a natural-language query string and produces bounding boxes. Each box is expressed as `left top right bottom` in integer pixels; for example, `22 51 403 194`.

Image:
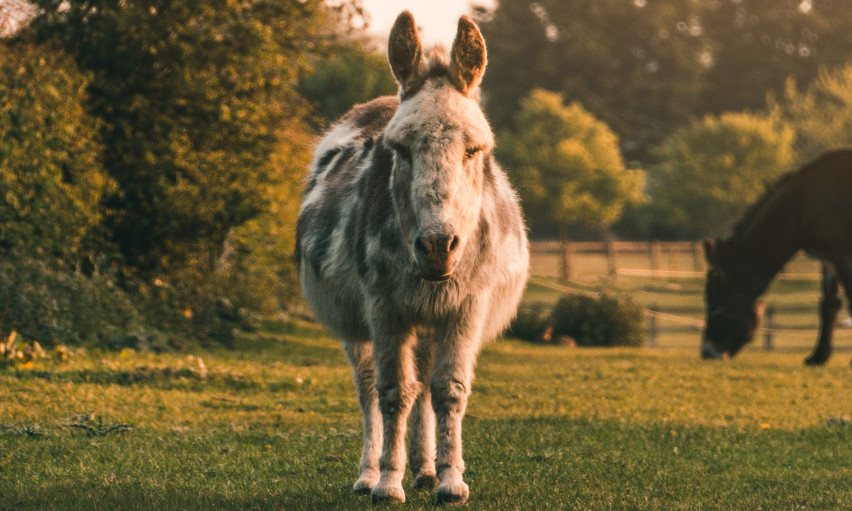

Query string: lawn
2 319 852 510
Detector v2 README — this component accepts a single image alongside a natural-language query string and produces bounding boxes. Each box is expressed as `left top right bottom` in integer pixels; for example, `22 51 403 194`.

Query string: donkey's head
383 11 493 281
701 239 764 359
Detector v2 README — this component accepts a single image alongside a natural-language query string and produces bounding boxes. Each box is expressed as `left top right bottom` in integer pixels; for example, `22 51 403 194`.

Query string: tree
478 0 705 157
298 44 397 128
477 0 852 160
0 41 113 265
499 89 644 239
648 111 795 239
700 0 852 116
770 64 852 166
27 0 328 289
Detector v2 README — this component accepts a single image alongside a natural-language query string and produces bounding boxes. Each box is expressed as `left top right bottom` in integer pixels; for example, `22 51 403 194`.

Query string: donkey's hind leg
806 264 843 366
342 341 381 494
409 338 438 490
829 257 852 367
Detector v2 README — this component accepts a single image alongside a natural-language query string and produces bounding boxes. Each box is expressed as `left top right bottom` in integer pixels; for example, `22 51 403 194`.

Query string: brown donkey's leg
806 264 843 365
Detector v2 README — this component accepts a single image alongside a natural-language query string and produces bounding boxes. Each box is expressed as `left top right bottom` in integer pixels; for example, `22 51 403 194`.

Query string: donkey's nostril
415 234 458 258
414 236 429 256
448 235 459 254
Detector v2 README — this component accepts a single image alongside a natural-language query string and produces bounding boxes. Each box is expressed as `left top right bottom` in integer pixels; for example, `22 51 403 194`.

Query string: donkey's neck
723 180 802 298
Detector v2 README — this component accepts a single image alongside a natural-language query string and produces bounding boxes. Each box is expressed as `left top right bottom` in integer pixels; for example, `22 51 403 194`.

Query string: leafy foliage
477 0 852 158
550 293 645 347
28 0 324 287
298 44 397 127
771 64 852 165
648 112 795 238
0 254 150 347
0 42 113 265
508 302 551 342
498 89 644 237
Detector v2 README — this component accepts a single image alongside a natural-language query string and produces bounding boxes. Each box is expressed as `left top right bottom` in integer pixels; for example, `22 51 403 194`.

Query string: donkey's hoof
354 480 374 495
412 472 438 490
805 354 828 366
354 471 380 495
435 481 469 506
371 484 405 505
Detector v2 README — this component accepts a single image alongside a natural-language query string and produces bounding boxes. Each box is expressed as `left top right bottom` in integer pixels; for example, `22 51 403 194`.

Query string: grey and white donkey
297 11 529 505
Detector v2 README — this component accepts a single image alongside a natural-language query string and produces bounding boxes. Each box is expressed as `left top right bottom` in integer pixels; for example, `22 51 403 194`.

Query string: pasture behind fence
527 241 852 354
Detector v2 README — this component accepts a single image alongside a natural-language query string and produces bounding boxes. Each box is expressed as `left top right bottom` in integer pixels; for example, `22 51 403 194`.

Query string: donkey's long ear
388 11 425 95
449 15 487 96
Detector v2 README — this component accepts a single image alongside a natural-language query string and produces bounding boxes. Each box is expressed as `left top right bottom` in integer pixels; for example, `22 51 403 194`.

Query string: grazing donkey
701 150 852 364
296 11 529 505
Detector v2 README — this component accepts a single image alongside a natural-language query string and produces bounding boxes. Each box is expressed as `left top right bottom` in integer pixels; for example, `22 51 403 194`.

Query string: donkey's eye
392 144 412 164
464 147 481 160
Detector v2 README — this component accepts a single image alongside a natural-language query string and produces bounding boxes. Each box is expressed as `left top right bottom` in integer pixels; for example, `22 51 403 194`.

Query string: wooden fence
530 240 822 282
526 240 848 352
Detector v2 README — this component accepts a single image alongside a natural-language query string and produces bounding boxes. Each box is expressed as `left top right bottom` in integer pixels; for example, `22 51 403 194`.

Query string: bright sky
360 0 496 47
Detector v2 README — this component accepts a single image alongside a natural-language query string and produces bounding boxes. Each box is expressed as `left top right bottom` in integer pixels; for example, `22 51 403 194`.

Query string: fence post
559 239 573 281
693 241 705 273
648 304 658 347
670 244 679 275
763 305 775 351
607 240 617 280
650 242 662 279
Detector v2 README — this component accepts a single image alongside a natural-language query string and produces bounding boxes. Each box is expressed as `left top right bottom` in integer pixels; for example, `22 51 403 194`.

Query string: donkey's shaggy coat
297 11 529 505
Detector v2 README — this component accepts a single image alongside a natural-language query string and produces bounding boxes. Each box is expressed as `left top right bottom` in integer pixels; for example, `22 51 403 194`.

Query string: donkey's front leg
371 327 420 504
410 338 437 490
430 320 482 505
342 341 381 494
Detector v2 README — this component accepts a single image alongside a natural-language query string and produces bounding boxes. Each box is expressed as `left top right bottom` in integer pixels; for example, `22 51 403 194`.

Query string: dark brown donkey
701 149 852 365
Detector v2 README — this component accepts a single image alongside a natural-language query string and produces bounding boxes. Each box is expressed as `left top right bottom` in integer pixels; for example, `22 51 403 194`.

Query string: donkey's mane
399 47 462 100
424 47 450 76
729 150 852 240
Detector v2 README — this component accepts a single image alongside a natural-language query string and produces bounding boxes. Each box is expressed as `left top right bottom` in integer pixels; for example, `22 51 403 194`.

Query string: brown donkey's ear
449 15 486 96
388 11 425 95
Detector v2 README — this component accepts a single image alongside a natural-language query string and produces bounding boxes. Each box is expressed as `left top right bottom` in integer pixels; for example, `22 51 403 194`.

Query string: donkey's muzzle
414 233 460 281
700 333 729 361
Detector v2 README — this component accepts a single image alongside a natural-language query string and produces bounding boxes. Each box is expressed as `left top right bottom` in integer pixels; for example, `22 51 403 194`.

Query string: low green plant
0 254 152 348
550 292 645 347
508 302 551 341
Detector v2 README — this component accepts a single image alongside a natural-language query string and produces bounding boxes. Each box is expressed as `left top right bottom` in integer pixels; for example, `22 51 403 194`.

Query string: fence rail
530 240 823 281
527 241 850 352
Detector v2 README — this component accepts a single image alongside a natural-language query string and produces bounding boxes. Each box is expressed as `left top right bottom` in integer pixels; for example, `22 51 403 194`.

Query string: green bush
508 302 551 342
0 254 162 348
0 42 113 265
550 293 645 347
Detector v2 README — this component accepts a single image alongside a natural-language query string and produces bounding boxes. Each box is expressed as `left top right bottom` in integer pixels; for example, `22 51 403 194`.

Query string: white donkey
297 11 529 505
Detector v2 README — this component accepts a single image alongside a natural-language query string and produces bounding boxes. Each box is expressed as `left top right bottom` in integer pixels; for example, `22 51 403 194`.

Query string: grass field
3 317 852 510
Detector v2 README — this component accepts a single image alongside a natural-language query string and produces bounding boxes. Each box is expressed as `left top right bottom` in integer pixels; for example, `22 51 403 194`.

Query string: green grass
3 321 852 510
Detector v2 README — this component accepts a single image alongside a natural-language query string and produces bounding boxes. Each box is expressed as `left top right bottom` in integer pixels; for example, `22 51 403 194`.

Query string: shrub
550 293 645 347
508 302 551 341
0 42 113 266
0 254 161 348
